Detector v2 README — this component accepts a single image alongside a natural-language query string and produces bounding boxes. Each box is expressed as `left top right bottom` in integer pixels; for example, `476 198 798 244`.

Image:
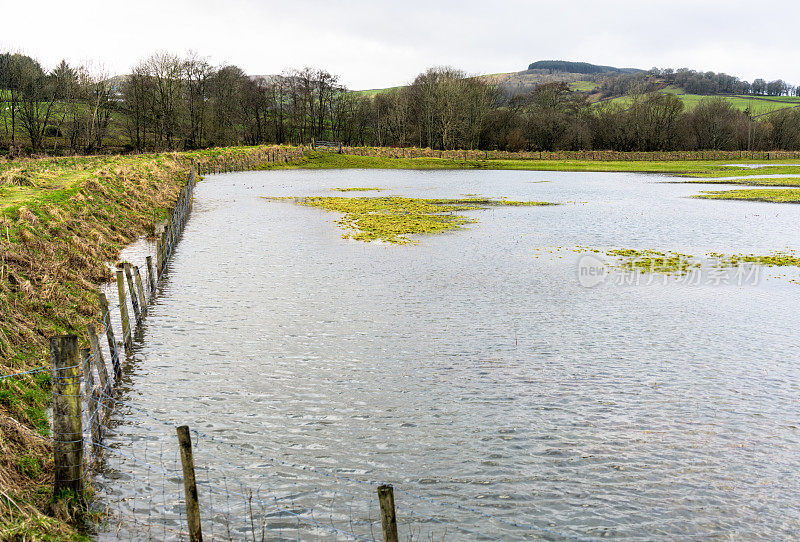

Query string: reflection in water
95 169 800 540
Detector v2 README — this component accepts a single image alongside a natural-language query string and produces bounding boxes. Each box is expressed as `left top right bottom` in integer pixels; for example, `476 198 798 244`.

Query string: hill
527 60 642 74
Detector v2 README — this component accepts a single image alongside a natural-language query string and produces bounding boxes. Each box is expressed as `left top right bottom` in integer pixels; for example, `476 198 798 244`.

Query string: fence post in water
98 293 120 373
116 270 132 349
50 335 83 497
123 264 141 325
146 256 157 295
87 323 113 389
377 485 398 542
89 386 101 448
133 265 147 311
176 425 203 542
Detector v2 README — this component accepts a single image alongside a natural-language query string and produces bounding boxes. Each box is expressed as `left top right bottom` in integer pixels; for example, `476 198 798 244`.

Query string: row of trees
0 53 115 153
2 51 800 154
480 83 800 152
602 67 799 98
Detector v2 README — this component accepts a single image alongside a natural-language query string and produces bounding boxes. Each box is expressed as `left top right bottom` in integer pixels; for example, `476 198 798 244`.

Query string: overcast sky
2 0 798 89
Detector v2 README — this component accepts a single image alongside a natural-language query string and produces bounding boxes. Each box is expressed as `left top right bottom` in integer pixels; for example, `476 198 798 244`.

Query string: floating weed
267 196 555 244
708 250 800 268
606 248 700 275
332 187 383 192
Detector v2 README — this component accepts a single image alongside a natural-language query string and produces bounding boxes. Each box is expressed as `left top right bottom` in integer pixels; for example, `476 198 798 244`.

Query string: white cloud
2 0 797 89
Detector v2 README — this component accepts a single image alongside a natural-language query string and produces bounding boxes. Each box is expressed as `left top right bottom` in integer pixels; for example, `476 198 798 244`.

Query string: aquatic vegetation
708 251 800 268
606 249 700 275
602 248 800 279
332 187 383 192
267 196 555 244
694 189 800 203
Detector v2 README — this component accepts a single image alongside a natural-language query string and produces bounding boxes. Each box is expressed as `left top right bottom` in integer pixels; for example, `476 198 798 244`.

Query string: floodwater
95 169 800 541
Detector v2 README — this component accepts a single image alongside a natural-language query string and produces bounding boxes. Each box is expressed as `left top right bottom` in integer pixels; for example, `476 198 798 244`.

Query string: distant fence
312 139 343 152
339 146 800 162
193 145 306 175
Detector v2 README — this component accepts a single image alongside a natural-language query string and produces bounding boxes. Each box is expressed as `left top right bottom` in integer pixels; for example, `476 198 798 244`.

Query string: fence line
337 146 800 162
89 385 594 541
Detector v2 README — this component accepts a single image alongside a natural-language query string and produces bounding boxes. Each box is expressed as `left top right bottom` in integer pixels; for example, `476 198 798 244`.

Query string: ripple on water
94 169 800 540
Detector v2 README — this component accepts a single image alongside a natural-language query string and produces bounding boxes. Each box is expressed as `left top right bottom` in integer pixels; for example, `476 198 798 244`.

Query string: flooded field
96 169 800 540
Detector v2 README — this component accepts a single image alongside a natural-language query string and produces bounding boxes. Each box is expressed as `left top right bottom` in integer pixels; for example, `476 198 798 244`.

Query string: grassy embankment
0 145 287 540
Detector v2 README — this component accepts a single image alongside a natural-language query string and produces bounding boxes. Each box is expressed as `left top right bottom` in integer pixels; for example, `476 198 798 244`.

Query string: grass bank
0 145 287 540
671 177 800 187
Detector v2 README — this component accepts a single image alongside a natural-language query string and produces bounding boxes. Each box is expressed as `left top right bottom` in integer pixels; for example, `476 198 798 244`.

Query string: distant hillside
527 60 642 75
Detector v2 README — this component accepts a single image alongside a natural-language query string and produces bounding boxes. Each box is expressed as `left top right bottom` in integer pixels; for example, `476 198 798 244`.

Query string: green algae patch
332 187 383 192
602 247 800 279
694 188 800 203
606 249 700 275
267 196 555 244
708 251 800 268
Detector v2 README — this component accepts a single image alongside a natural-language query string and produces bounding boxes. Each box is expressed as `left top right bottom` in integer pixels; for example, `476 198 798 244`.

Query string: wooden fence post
50 335 83 496
87 323 113 387
377 485 398 542
123 264 141 325
146 256 157 295
116 270 132 349
156 227 164 276
177 426 203 541
79 347 101 449
80 347 93 391
98 292 120 371
89 387 101 448
133 266 147 310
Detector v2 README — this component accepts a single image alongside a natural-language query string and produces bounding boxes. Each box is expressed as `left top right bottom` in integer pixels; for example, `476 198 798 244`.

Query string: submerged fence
35 149 602 540
49 161 199 501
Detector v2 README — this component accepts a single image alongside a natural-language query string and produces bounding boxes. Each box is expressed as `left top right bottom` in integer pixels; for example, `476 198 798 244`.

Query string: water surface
95 169 800 540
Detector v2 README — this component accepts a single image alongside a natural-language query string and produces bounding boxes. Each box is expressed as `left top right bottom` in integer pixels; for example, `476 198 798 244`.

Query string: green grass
257 150 800 178
675 177 800 187
350 86 403 97
332 187 383 192
267 195 555 244
604 89 800 116
569 80 599 92
694 188 800 203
